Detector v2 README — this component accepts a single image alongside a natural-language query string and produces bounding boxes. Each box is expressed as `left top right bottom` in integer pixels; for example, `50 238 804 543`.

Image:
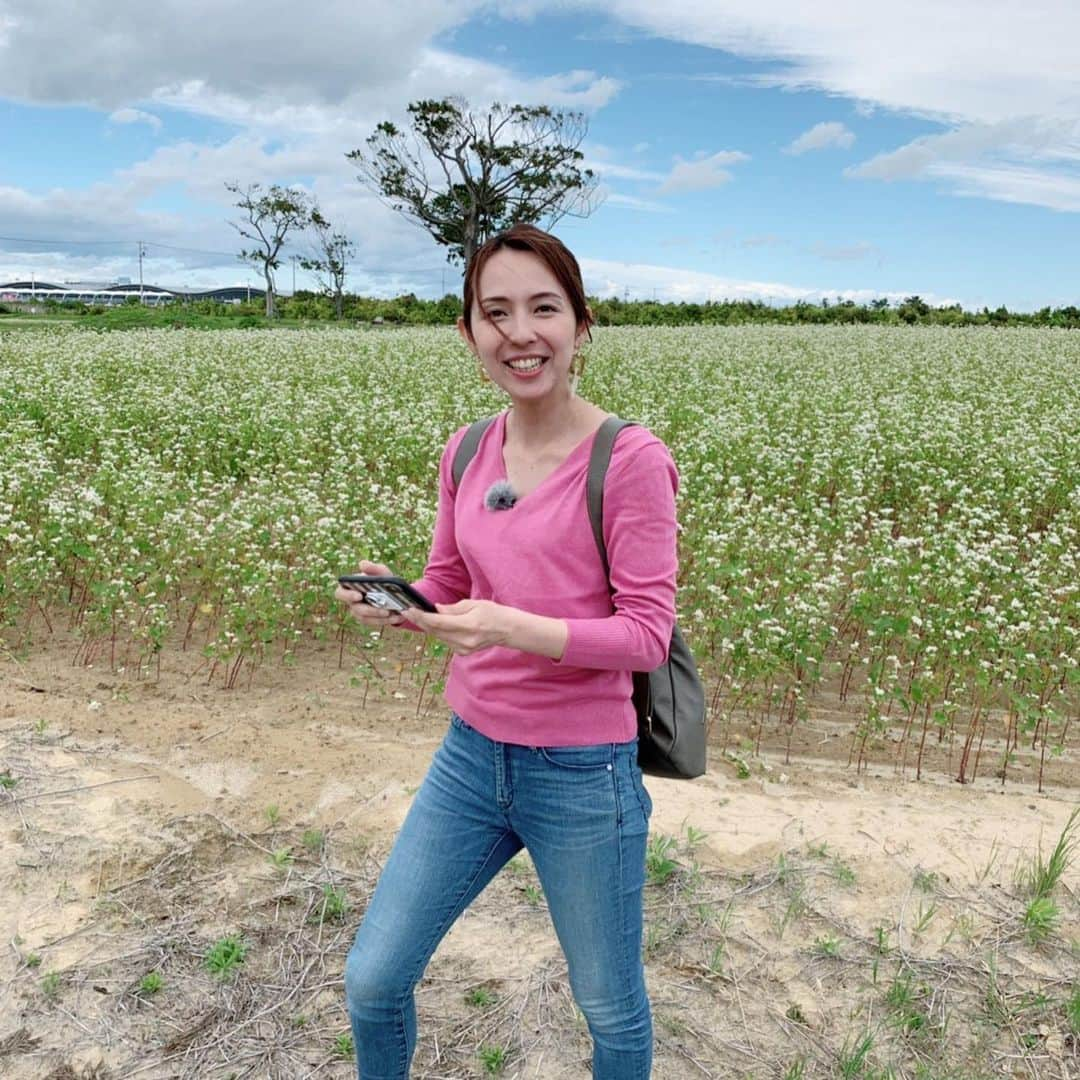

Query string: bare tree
349 97 600 267
300 210 356 320
227 182 315 317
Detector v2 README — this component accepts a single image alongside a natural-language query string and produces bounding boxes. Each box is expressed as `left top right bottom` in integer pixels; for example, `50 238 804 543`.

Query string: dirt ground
2 632 1078 1079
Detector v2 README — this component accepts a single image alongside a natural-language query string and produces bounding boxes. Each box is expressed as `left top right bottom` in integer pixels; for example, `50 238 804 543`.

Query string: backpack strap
586 417 637 581
451 416 497 490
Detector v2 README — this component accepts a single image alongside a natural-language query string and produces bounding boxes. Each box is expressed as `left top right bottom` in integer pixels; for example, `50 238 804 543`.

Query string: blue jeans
344 712 653 1079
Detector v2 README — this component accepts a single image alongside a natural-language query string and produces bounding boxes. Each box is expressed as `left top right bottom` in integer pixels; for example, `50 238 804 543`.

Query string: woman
336 223 679 1079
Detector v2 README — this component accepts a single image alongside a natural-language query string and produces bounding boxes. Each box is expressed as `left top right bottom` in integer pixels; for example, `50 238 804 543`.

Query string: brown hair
461 223 593 338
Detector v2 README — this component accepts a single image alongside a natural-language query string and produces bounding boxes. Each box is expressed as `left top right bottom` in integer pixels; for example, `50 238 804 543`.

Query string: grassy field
2 324 1077 782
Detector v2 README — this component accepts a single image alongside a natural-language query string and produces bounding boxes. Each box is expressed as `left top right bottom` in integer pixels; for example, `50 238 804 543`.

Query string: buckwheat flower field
2 325 1078 783
3 324 1080 1079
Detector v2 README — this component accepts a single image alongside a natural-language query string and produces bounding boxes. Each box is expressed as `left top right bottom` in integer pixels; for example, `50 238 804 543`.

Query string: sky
1 1 1079 311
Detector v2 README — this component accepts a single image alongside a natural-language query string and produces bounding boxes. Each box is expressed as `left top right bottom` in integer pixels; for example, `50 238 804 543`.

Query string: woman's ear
456 315 476 354
577 306 595 348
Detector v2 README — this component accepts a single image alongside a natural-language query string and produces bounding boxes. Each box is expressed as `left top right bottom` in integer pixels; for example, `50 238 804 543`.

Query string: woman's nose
505 314 537 343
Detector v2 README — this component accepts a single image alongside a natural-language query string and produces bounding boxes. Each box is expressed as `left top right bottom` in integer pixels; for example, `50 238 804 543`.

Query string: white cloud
108 108 163 132
0 3 482 109
536 0 1080 212
848 118 1080 180
602 191 676 214
579 256 957 306
657 150 750 194
933 163 1080 213
785 120 854 155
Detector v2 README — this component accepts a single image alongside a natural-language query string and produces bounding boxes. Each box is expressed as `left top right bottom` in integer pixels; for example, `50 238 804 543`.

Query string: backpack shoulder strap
451 416 497 490
586 416 637 581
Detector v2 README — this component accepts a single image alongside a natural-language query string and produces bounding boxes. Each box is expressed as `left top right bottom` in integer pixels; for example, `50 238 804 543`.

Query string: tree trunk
335 290 343 320
462 214 479 269
264 267 275 318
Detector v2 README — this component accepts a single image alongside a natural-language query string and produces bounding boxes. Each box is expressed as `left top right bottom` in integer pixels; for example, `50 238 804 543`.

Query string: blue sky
2 2 1079 309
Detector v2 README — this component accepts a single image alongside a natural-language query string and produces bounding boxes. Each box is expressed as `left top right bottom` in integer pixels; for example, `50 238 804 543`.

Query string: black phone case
338 575 436 613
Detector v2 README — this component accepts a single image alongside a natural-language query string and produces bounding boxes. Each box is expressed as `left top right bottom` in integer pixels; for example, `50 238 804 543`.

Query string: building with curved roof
0 281 266 306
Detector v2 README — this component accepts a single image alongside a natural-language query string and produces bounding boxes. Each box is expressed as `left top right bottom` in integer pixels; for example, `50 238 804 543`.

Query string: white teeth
507 357 545 371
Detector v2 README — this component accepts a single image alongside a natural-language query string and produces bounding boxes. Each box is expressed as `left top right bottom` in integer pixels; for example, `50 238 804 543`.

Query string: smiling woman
336 224 680 1079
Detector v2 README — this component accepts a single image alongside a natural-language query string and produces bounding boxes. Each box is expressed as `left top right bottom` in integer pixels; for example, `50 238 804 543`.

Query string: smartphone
338 575 437 614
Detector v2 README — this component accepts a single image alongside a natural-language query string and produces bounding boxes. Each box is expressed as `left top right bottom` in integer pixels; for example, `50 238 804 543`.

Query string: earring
569 351 586 395
476 360 490 383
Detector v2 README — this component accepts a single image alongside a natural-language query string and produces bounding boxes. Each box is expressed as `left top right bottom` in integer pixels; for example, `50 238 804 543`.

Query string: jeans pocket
539 744 616 771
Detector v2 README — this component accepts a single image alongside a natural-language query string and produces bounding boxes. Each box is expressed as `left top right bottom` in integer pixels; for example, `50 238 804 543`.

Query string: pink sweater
412 410 679 747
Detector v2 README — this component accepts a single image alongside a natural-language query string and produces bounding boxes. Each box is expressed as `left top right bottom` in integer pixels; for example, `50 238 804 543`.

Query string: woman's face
458 247 587 405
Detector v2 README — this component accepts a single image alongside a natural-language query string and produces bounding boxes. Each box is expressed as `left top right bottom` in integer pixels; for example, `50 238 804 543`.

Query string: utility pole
138 241 146 302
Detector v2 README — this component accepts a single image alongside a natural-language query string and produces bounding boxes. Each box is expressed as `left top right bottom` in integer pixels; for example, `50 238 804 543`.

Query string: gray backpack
452 416 707 779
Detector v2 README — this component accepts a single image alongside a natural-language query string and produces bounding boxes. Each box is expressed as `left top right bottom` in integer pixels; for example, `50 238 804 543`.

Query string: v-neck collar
496 409 599 505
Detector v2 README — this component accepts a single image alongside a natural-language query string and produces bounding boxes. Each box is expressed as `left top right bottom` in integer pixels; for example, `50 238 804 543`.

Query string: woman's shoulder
606 418 673 463
603 418 678 491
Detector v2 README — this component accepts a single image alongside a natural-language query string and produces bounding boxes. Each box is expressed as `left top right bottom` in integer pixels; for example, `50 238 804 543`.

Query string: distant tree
300 210 356 320
348 97 601 267
227 182 315 317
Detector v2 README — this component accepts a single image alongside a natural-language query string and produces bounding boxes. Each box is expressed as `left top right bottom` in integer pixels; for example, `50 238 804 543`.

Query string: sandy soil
2 633 1078 1079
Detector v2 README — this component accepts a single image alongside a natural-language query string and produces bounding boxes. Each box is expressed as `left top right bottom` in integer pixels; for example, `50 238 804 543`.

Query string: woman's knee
573 980 651 1040
344 935 414 1011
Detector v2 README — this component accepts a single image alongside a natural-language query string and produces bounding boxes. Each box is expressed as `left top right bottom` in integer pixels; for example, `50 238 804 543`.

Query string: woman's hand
335 560 406 629
405 599 513 655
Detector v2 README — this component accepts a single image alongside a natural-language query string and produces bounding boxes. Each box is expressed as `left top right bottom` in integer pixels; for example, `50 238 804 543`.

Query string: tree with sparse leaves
348 97 600 267
300 210 356 320
227 182 316 318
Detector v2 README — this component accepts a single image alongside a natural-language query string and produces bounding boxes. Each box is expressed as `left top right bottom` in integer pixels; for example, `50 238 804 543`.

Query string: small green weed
837 1030 874 1077
466 986 496 1008
783 1059 806 1080
302 829 325 855
40 971 61 999
0 770 18 790
264 804 281 827
785 1003 808 1025
205 934 248 978
831 856 857 887
138 970 164 995
268 847 293 869
730 754 751 779
1019 807 1078 901
646 834 679 886
885 974 926 1033
25 953 42 968
913 868 939 893
706 942 725 975
1064 984 1080 1034
778 886 807 937
683 823 707 849
913 901 937 936
314 884 350 924
333 1033 354 1059
813 935 840 958
1022 895 1059 943
522 883 542 906
478 1045 508 1074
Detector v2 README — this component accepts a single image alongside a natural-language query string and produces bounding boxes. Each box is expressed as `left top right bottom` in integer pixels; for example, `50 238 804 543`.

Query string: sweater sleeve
556 437 679 671
410 428 473 610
